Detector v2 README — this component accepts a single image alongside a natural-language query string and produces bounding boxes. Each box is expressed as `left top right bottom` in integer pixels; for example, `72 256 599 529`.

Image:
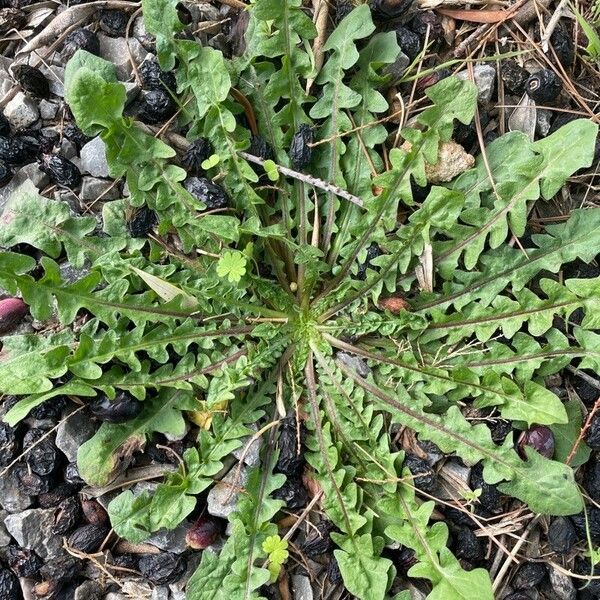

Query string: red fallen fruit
378 296 410 314
518 425 555 459
186 515 222 550
0 297 28 334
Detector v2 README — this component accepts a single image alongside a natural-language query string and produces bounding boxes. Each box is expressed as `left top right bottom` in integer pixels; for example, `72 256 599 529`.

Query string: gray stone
0 468 32 513
384 51 410 82
80 177 120 201
105 595 128 600
152 587 170 600
60 139 77 160
456 64 496 104
291 574 313 600
188 2 220 26
133 16 155 51
4 92 39 129
545 568 576 600
536 109 552 137
41 65 64 97
0 511 12 547
56 406 98 462
59 261 91 285
169 553 202 594
80 137 110 178
147 521 189 554
207 466 249 518
232 423 261 467
4 508 63 558
336 351 370 378
123 81 141 106
99 35 146 80
39 100 58 120
74 580 103 600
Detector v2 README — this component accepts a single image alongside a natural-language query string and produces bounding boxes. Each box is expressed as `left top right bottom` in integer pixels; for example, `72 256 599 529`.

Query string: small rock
4 92 39 129
152 586 170 600
188 2 220 26
232 423 261 467
0 510 12 547
80 176 120 201
207 466 249 518
335 351 371 378
105 594 128 600
123 81 141 105
99 35 146 80
56 406 98 462
133 16 154 51
74 580 103 600
147 521 190 554
0 468 33 513
4 508 63 558
384 50 410 82
59 262 91 285
40 66 64 97
80 137 110 178
425 141 475 183
546 567 576 600
291 574 313 600
39 100 58 121
456 64 496 104
536 109 552 137
60 139 78 160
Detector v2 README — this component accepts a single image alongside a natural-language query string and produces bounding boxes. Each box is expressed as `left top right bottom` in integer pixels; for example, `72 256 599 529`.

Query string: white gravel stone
207 466 249 518
39 99 58 120
232 423 261 467
99 34 146 80
457 64 496 104
4 92 39 129
80 137 110 178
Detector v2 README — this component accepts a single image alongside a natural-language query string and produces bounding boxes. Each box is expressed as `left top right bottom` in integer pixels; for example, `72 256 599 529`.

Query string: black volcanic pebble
409 11 442 38
395 25 421 62
289 124 313 169
23 428 57 476
513 562 547 589
62 28 100 61
0 136 29 165
99 9 129 36
548 516 576 554
0 112 9 136
0 422 18 466
30 396 66 421
404 453 436 493
470 463 502 512
272 476 308 509
65 462 84 485
300 520 334 558
181 138 213 174
335 1 354 22
525 69 562 104
63 123 92 150
584 455 600 501
12 64 50 98
549 22 574 67
571 508 600 544
183 176 229 210
249 134 274 161
586 414 600 449
137 89 177 124
0 567 20 600
6 545 43 578
501 60 528 95
139 58 177 91
39 154 81 188
138 553 184 585
127 206 157 238
371 0 415 19
89 392 143 423
276 417 305 475
453 526 481 562
356 242 382 281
